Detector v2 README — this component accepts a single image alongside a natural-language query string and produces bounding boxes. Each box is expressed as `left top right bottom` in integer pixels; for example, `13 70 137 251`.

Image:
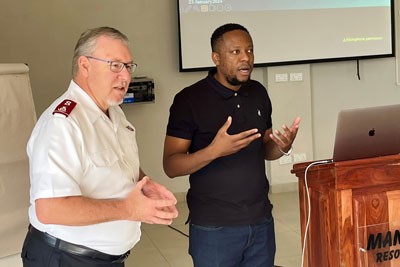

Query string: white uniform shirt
27 80 141 255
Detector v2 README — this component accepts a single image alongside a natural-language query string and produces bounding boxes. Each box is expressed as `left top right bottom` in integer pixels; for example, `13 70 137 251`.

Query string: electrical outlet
279 155 293 165
290 72 303 81
293 153 307 162
275 73 288 82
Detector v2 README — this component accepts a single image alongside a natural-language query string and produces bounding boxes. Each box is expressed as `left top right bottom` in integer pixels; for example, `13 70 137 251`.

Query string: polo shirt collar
206 68 249 99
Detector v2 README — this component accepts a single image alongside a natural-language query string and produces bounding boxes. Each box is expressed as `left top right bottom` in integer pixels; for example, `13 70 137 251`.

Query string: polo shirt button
234 92 238 97
237 104 240 108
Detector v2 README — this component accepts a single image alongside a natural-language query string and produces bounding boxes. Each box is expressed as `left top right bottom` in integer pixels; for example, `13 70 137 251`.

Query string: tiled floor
126 191 302 267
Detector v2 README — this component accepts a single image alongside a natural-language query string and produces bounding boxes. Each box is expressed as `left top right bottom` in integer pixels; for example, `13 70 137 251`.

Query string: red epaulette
52 99 77 117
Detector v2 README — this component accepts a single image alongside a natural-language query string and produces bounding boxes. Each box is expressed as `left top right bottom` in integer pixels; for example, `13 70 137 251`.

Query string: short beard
107 98 124 107
227 76 249 86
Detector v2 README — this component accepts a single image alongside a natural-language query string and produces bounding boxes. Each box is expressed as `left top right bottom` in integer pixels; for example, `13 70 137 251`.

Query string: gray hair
72 26 129 78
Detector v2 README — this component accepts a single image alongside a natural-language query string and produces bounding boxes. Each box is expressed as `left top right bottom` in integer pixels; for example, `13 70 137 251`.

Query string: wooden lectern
291 155 400 267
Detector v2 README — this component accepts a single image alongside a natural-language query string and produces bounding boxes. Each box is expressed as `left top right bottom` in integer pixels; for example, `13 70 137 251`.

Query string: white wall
0 254 21 267
1 0 400 264
266 64 314 192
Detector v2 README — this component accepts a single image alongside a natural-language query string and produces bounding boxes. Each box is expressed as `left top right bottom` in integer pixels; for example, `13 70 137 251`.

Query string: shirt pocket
119 125 139 153
90 149 119 167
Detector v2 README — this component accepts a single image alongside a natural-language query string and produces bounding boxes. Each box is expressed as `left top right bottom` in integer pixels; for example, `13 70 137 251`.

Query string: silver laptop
332 104 400 162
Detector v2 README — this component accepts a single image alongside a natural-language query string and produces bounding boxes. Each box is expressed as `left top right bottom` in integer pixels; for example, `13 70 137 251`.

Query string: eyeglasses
86 56 137 74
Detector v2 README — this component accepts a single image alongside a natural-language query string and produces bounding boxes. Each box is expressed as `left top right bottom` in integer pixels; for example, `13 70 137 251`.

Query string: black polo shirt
166 68 273 226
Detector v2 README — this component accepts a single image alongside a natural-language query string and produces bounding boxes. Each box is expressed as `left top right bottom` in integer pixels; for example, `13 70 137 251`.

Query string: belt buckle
112 250 130 263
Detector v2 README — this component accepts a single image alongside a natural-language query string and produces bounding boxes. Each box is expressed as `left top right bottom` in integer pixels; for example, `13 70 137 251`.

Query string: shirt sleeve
29 116 83 201
166 90 195 140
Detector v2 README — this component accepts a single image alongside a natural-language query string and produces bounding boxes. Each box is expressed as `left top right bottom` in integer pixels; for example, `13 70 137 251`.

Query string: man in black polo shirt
163 23 300 267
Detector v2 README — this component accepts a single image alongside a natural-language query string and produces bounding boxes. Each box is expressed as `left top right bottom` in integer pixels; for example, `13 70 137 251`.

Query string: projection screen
177 0 394 71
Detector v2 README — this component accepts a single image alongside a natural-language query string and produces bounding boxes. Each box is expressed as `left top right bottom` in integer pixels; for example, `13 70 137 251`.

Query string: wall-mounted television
177 0 395 72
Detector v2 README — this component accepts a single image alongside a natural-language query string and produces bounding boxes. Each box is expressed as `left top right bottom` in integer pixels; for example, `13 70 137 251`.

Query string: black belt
28 225 130 263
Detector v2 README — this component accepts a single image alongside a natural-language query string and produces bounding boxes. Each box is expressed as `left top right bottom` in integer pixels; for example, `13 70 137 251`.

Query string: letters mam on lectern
367 230 400 263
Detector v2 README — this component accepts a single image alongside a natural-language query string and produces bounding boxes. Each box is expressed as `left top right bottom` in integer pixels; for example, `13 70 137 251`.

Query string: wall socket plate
293 153 307 162
275 73 288 82
290 72 303 81
279 155 293 165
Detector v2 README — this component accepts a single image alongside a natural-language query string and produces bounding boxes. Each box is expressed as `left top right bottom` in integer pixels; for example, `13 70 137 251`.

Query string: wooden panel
353 194 367 266
387 191 400 267
297 176 309 266
297 174 331 266
338 189 354 266
292 155 400 267
308 188 328 265
335 165 400 190
292 156 400 191
354 193 390 267
328 189 339 267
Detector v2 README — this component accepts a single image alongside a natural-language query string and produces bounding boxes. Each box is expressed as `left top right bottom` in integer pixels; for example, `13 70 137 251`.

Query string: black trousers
21 231 125 267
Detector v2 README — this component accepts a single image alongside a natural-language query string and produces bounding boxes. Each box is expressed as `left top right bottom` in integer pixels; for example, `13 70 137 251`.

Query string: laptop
332 104 400 162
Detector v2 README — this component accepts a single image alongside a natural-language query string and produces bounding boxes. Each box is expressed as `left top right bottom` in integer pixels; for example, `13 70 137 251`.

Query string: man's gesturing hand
209 116 261 158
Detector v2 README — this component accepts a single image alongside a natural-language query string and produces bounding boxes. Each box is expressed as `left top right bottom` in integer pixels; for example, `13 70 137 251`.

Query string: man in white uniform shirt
21 26 178 267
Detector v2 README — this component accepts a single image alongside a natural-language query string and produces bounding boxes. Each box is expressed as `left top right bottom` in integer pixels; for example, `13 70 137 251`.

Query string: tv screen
177 0 395 71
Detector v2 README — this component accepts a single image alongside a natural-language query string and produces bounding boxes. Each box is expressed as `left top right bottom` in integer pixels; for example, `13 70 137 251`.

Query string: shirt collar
68 80 119 125
206 68 249 99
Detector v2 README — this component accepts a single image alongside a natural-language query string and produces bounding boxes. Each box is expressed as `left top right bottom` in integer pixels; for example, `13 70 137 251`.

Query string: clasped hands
126 176 178 225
